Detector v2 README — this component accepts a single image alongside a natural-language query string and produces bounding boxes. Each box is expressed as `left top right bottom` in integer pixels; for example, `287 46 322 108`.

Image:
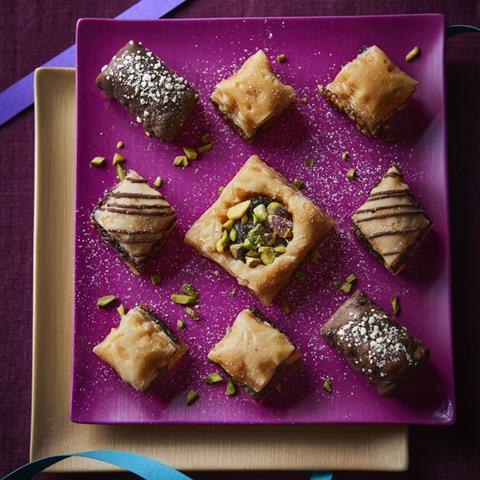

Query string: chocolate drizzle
100 206 175 217
367 225 430 240
111 192 164 200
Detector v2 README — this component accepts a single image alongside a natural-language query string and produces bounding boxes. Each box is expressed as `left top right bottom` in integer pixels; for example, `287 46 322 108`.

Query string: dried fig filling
216 196 293 267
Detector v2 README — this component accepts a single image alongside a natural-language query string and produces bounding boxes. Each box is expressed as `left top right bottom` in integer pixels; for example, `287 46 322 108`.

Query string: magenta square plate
72 15 454 424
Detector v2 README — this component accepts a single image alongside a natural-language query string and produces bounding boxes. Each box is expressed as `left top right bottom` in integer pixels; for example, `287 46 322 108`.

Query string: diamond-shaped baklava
208 307 300 399
97 40 198 141
352 165 432 274
93 305 187 392
321 45 417 136
321 290 429 396
211 50 296 140
184 155 334 304
91 170 176 274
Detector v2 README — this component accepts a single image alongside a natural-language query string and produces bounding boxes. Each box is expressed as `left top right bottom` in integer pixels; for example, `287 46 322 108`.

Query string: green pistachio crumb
253 204 268 223
304 158 315 167
246 257 261 268
294 271 305 283
113 152 126 165
153 176 163 188
405 46 420 62
229 228 238 242
345 273 357 284
197 143 213 153
205 372 223 384
186 390 199 405
173 155 188 167
346 168 356 180
222 220 234 230
274 244 287 254
276 53 286 63
97 295 117 308
182 147 198 160
227 200 251 220
391 295 400 315
218 186 224 193
116 304 126 316
116 163 126 181
281 298 291 314
150 274 161 285
90 156 105 167
308 249 320 263
226 381 236 396
323 377 333 393
171 294 197 305
216 230 229 253
293 178 304 190
116 141 124 149
340 282 352 293
275 383 283 392
177 319 185 329
181 283 199 299
342 151 349 161
201 133 210 144
318 84 326 94
185 306 200 320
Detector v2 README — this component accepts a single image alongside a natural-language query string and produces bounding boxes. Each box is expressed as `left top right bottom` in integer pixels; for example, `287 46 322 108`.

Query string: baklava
211 50 296 140
321 45 417 136
96 40 198 141
93 305 187 392
321 290 429 396
184 155 334 304
352 164 432 274
208 307 300 399
91 170 176 274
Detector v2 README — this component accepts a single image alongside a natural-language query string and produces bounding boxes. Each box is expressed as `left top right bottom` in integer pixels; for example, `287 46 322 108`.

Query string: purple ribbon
0 0 186 127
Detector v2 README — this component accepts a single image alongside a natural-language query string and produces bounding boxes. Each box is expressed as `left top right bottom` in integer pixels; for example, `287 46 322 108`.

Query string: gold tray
30 67 408 473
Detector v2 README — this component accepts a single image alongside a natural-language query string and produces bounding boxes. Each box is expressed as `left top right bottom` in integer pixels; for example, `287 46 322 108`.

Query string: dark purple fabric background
0 1 479 479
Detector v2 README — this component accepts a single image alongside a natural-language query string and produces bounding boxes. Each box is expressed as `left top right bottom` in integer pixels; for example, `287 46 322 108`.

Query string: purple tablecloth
0 1 479 478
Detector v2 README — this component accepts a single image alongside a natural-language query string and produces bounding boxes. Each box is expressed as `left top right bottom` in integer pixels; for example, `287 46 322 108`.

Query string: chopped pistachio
116 304 126 316
275 383 283 392
182 147 198 160
300 97 308 104
405 46 420 62
90 156 105 167
260 246 275 265
218 186 224 193
227 200 251 220
391 295 400 315
294 271 305 283
181 283 199 298
153 176 163 188
228 289 236 297
226 381 236 396
222 219 234 230
116 140 124 149
345 273 357 284
177 319 185 329
342 151 349 161
339 282 352 293
274 244 287 254
293 178 304 190
240 214 248 225
346 168 356 180
243 238 254 250
205 372 223 384
323 377 333 393
150 274 161 285
116 163 126 181
216 230 229 253
304 158 315 167
245 250 260 258
229 228 238 242
173 155 188 167
267 201 282 215
246 257 261 268
197 143 212 153
201 133 210 144
171 294 197 305
253 204 268 223
185 306 200 320
281 297 291 315
308 249 320 263
113 152 126 165
97 295 117 308
186 390 199 405
318 84 325 94
276 53 286 63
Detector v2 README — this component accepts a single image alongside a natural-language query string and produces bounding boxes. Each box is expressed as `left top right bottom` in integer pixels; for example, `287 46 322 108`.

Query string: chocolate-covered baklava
321 290 429 396
208 307 300 399
97 40 198 141
184 155 334 304
352 165 432 274
211 50 296 140
321 45 417 136
91 170 176 274
93 305 187 392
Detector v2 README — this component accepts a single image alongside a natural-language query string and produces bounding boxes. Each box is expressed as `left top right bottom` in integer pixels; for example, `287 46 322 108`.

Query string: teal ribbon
311 473 333 480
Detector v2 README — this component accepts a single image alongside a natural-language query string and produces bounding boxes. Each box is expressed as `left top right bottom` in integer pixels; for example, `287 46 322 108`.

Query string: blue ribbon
311 473 333 480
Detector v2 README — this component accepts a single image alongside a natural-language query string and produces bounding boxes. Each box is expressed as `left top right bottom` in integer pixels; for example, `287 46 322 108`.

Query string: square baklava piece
211 50 296 140
352 165 432 274
184 155 334 304
91 170 176 274
93 305 187 392
321 290 429 396
208 307 300 399
321 45 417 136
97 40 198 141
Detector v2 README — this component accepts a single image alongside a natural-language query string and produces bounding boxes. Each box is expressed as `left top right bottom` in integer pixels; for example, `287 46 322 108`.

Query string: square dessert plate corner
73 15 454 425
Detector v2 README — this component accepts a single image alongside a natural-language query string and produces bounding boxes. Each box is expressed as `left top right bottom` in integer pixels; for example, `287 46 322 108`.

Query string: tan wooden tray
30 67 408 473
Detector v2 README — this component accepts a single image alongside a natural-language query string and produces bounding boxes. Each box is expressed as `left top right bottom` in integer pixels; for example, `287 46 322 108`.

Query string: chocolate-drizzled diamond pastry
96 40 198 141
321 290 429 396
321 45 417 136
208 307 300 400
93 305 187 392
352 165 432 275
184 155 334 304
211 50 296 140
91 170 176 274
